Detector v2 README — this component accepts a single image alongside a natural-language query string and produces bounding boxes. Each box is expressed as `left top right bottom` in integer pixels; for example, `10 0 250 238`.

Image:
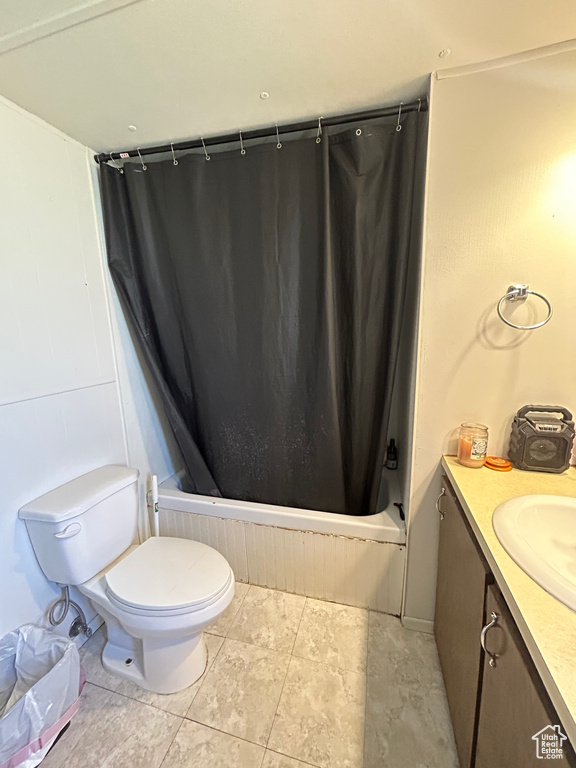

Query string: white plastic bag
0 625 83 768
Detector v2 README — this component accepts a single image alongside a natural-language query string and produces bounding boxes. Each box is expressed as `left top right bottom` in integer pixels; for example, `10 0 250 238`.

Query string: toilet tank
19 465 139 585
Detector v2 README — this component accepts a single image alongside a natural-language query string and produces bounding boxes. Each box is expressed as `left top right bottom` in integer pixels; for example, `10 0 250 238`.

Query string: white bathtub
155 470 406 614
157 469 405 544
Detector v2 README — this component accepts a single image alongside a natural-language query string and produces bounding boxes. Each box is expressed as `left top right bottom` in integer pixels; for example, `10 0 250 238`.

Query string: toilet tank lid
18 465 139 523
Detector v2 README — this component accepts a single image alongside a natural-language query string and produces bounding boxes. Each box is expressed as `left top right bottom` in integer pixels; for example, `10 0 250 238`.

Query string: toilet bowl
80 537 234 693
19 465 234 694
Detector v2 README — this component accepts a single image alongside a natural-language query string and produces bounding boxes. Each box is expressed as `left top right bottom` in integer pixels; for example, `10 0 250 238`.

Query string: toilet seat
105 536 233 616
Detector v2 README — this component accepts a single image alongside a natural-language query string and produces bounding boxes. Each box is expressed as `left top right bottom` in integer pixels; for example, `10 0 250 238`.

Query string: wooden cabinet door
435 478 489 768
476 585 575 768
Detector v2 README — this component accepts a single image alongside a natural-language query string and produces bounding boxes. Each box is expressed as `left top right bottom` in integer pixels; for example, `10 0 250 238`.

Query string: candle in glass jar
457 423 488 468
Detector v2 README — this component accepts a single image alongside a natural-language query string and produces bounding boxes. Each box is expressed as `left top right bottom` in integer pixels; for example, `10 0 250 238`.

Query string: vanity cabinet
435 475 575 768
434 480 491 768
475 584 558 768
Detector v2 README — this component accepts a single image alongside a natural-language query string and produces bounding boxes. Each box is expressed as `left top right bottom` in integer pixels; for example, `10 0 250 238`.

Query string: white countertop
441 455 576 744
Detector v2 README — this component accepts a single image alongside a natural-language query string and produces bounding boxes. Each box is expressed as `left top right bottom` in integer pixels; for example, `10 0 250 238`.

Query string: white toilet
19 465 235 694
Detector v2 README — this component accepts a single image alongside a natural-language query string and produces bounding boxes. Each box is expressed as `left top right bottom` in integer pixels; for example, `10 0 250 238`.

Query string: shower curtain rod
94 97 428 165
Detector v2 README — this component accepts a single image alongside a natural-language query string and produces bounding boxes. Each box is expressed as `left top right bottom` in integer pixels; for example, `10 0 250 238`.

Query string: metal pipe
48 585 92 637
152 474 159 537
94 97 428 165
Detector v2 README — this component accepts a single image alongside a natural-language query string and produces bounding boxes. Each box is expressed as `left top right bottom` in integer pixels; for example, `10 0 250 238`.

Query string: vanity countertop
441 455 576 743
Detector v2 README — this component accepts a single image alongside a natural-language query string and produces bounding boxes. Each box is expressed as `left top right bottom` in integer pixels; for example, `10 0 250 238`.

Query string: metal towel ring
497 284 552 330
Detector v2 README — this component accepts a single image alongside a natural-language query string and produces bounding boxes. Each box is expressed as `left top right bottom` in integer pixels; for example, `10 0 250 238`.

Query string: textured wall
0 92 182 637
403 47 576 627
0 94 127 636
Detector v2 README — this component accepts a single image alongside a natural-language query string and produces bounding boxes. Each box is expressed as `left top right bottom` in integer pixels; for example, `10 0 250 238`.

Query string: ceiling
0 0 575 153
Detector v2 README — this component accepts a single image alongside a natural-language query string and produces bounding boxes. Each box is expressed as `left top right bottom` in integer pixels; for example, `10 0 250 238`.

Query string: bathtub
157 469 404 544
155 469 406 614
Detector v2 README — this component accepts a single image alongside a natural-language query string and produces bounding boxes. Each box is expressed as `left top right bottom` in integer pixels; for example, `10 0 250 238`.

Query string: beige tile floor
43 583 460 768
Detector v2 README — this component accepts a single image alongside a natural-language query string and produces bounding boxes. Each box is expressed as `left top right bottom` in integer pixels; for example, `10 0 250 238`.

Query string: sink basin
492 495 576 612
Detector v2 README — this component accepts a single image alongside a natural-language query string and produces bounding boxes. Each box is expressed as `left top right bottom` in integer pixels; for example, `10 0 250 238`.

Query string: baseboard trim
402 615 434 634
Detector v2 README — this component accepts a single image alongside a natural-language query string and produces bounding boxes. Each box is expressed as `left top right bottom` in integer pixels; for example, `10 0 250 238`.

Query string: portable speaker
508 405 575 473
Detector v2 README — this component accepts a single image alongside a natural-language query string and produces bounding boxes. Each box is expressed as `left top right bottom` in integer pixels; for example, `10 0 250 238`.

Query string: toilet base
77 551 234 694
101 623 207 694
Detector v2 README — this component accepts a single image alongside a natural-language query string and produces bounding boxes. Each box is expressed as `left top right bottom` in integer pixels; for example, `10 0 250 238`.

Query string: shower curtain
99 109 428 516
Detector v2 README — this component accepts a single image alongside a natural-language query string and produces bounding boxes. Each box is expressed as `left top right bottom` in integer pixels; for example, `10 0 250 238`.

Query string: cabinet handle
480 611 500 667
436 488 446 519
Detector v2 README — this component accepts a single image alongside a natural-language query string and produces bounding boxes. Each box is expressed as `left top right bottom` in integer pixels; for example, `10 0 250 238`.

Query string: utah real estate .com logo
532 725 567 760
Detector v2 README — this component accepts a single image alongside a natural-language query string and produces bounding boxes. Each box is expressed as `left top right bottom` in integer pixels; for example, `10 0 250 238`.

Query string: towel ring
497 284 552 330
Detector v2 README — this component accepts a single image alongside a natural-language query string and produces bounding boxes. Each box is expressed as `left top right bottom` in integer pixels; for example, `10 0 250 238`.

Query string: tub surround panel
244 522 404 613
159 508 249 582
158 506 405 614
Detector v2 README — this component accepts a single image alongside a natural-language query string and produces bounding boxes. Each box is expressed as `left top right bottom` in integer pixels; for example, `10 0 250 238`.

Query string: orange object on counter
485 456 512 472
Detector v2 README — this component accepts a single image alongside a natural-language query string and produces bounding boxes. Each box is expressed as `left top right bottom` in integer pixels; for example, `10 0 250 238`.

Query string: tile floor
43 583 460 768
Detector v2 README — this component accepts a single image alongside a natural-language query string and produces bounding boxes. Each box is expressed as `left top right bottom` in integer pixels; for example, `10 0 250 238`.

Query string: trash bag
0 624 84 768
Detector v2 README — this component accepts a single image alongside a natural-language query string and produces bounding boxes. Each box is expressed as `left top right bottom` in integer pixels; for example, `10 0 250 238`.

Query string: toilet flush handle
54 522 82 539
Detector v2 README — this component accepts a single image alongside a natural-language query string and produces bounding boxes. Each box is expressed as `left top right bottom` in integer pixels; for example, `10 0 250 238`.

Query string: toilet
18 465 234 694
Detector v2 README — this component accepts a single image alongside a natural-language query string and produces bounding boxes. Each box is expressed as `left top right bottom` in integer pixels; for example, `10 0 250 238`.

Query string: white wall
0 95 127 637
101 251 183 537
403 46 576 628
0 95 179 638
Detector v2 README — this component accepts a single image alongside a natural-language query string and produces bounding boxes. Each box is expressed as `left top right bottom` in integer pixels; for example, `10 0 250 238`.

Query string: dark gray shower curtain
99 110 427 515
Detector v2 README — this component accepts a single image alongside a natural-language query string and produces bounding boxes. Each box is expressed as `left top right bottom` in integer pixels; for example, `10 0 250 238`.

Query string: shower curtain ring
137 147 147 170
396 103 404 132
275 123 282 149
109 153 124 173
316 116 323 144
239 130 246 155
170 142 179 166
417 98 422 113
201 138 211 161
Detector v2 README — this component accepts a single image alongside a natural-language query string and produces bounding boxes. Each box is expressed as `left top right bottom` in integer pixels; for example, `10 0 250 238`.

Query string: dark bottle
386 439 398 470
